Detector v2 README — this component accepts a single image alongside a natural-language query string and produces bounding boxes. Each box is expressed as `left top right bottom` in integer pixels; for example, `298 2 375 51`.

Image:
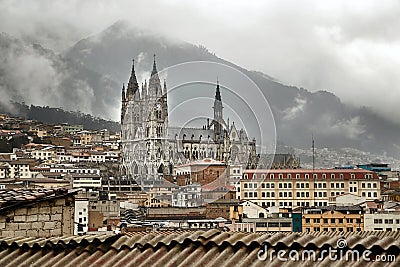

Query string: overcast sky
1 0 400 123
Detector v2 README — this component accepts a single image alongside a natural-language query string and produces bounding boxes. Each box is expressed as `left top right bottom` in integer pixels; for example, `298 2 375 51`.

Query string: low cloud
283 95 307 121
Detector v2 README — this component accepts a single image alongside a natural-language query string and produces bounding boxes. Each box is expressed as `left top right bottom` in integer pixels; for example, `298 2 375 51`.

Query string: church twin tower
121 55 256 180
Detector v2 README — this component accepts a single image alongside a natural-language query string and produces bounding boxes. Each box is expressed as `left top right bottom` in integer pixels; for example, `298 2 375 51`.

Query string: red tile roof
243 168 379 180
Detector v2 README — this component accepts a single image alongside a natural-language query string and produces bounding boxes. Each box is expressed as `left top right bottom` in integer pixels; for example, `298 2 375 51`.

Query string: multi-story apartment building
302 206 364 232
238 169 380 208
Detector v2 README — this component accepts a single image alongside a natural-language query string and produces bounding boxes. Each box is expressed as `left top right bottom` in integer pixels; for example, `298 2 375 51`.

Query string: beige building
302 206 364 232
239 169 380 208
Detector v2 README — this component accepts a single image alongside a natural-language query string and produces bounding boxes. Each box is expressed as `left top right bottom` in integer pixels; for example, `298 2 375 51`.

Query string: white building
51 165 100 176
241 200 269 219
364 212 400 231
172 183 203 207
74 198 89 235
72 174 102 190
30 146 54 161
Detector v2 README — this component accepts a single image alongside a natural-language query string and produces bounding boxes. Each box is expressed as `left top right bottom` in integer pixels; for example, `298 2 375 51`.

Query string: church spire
215 78 221 101
122 83 126 102
213 79 224 140
127 59 139 99
151 54 158 77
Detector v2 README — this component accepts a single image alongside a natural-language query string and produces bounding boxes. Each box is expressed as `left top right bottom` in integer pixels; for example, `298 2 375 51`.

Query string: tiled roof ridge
0 234 120 250
0 230 400 254
118 230 400 252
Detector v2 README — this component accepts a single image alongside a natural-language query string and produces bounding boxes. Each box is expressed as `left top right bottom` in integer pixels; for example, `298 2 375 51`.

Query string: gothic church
121 56 257 180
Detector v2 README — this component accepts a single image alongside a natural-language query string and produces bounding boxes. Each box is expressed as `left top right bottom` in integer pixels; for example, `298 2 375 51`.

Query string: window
338 219 343 224
323 219 328 224
331 219 335 224
305 218 311 223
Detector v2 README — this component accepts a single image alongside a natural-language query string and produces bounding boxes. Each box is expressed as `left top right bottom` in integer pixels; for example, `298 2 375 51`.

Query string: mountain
63 21 400 159
0 32 120 120
1 21 399 159
0 102 120 132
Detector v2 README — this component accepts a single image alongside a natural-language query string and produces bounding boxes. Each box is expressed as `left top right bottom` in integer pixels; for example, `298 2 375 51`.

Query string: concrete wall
0 195 74 238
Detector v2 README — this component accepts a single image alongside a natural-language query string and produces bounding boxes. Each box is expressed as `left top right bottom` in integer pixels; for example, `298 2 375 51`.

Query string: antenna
312 134 315 172
312 134 315 207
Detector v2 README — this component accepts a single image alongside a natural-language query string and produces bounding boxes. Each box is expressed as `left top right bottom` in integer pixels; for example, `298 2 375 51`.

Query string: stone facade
0 195 74 238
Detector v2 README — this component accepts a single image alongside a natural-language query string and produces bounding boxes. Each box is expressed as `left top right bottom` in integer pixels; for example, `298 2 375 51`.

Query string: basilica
121 56 257 179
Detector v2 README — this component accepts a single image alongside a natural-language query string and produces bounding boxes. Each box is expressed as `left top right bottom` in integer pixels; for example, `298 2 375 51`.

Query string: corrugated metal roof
0 230 399 266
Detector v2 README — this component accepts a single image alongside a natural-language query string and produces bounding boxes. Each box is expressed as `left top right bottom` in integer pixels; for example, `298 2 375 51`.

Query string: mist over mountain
0 32 120 120
1 21 399 159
